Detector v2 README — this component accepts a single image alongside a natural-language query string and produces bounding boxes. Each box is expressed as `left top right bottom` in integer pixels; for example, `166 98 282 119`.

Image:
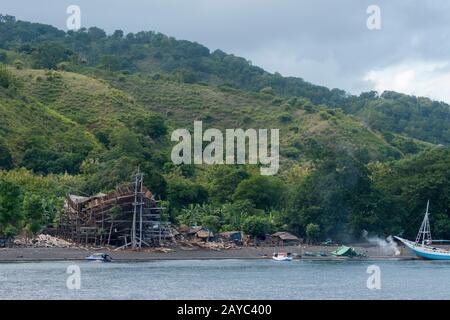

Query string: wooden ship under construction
58 172 170 248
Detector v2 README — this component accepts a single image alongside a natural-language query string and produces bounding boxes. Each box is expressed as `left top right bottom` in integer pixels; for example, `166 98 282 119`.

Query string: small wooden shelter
270 232 300 245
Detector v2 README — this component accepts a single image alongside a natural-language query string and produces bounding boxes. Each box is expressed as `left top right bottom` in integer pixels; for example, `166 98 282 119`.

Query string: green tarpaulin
331 246 360 257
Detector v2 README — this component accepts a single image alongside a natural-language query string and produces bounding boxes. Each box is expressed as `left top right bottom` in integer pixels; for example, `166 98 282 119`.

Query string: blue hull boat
395 237 450 260
84 253 113 262
395 201 450 260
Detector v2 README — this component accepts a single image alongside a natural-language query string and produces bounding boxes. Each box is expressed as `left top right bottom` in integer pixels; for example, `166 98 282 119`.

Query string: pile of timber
14 234 74 248
198 241 239 251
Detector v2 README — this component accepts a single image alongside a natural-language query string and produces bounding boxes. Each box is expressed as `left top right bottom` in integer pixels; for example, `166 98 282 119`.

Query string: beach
0 243 416 262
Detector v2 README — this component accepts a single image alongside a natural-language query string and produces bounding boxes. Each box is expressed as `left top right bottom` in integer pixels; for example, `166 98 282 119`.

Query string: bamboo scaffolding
57 172 171 248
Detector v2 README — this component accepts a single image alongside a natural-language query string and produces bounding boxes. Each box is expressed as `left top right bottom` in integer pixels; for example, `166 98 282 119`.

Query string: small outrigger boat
395 201 450 260
84 253 113 262
272 252 293 261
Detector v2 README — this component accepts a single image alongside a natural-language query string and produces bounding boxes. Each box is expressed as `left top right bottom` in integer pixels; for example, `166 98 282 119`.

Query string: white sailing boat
395 201 450 260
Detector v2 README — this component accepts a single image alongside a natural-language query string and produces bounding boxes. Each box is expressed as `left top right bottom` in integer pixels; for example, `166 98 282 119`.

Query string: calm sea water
0 259 449 300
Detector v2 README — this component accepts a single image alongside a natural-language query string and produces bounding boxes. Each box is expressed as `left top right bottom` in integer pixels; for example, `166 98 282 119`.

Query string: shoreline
0 244 417 263
0 258 416 263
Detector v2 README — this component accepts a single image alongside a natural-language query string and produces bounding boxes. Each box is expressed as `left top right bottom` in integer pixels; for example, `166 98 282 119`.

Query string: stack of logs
13 234 74 248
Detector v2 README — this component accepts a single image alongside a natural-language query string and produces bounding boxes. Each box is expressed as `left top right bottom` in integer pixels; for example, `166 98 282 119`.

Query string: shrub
0 65 12 88
271 97 283 106
306 223 321 242
278 113 293 123
242 215 274 239
260 87 275 96
319 111 330 120
13 60 24 70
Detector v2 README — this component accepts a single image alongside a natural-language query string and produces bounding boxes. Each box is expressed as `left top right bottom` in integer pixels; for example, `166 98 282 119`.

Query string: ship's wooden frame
58 172 169 248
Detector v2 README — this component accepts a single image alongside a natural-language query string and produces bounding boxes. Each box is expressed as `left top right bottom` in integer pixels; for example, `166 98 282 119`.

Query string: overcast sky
3 0 450 103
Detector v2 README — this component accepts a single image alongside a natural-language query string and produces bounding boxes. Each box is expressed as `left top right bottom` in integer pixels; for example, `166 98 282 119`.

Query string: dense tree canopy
233 175 285 211
0 179 23 236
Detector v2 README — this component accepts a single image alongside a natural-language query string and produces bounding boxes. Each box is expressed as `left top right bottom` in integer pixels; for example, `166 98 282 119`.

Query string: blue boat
395 201 450 260
84 253 113 262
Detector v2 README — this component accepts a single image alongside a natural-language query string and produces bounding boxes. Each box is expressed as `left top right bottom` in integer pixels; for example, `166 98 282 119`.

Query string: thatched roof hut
270 232 300 245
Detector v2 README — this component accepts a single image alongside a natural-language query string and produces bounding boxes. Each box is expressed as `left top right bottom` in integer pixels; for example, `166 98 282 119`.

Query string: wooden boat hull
272 253 293 261
84 253 113 262
84 257 110 262
272 256 293 261
395 236 450 260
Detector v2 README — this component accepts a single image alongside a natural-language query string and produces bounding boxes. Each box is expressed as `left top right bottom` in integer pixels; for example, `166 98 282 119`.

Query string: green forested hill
342 91 450 146
0 14 449 241
1 14 450 146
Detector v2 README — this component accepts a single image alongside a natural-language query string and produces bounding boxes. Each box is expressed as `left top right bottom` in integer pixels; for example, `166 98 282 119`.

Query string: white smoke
362 231 401 256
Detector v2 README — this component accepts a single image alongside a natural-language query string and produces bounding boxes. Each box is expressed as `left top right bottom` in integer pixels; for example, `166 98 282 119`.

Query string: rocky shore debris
192 241 239 251
13 234 74 248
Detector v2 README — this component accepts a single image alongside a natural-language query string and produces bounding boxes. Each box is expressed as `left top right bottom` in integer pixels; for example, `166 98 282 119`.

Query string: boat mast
415 200 432 246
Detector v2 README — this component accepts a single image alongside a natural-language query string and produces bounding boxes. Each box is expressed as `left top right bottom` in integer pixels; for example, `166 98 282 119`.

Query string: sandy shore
0 243 416 262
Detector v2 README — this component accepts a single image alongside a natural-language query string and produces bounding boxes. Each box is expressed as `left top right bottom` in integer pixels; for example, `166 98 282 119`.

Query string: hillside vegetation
0 14 449 242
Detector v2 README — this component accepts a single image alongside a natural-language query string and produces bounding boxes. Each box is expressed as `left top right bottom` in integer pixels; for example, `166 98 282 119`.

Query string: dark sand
0 244 416 262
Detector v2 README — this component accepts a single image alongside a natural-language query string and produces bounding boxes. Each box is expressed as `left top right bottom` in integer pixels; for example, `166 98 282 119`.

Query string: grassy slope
4 67 428 174
11 68 149 128
0 74 100 165
105 74 403 164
